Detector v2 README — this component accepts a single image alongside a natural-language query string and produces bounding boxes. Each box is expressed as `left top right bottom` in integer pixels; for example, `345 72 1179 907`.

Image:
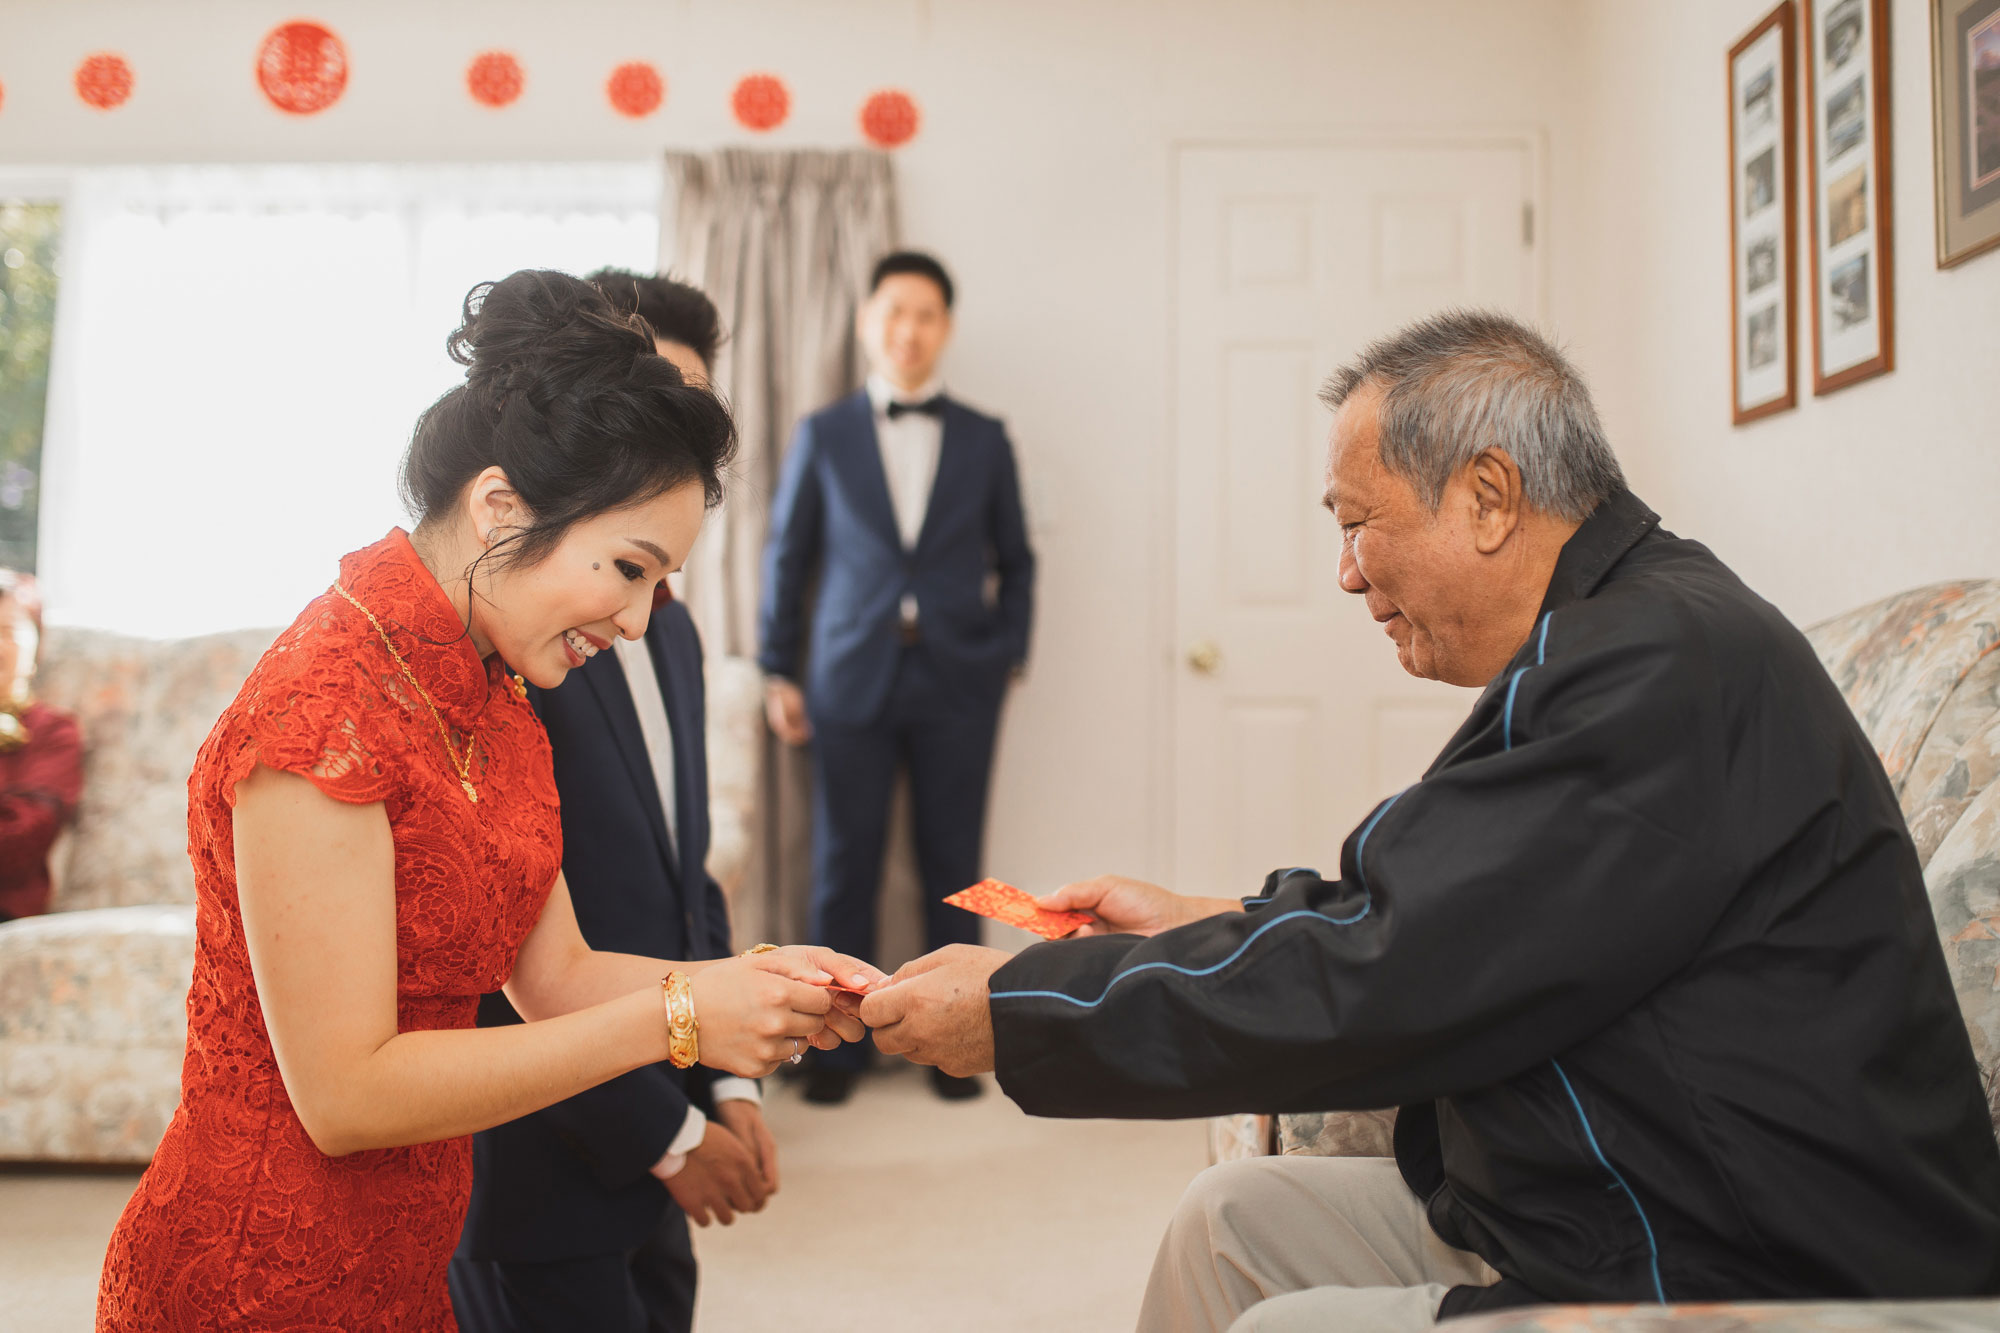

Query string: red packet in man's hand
943 879 1093 940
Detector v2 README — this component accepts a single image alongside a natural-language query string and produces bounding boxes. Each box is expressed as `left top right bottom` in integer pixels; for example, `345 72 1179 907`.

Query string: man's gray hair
1319 310 1623 521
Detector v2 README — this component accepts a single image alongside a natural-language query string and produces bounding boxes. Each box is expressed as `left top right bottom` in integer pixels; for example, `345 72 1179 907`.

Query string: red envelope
943 878 1093 939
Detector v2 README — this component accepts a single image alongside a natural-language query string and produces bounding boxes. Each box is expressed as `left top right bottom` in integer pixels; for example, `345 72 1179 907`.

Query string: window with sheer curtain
38 163 661 637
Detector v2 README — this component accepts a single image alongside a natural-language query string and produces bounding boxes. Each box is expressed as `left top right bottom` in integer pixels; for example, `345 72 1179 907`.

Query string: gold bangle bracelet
661 971 699 1070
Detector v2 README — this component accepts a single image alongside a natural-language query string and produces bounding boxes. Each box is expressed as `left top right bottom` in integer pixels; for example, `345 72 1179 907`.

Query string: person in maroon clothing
0 572 82 922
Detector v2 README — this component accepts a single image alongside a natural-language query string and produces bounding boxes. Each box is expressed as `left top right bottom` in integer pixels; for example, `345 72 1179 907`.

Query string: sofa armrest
0 904 194 1163
1279 1108 1398 1157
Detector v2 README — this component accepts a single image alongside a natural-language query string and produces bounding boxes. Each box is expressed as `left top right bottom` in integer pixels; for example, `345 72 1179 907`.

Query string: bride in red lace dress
96 271 881 1332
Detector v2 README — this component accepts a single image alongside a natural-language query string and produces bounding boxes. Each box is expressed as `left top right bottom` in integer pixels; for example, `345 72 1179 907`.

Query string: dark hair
585 267 725 370
869 251 954 309
1319 309 1622 522
401 269 737 572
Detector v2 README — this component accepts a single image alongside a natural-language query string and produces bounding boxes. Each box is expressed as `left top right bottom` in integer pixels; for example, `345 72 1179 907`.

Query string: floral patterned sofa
1214 580 2000 1328
0 624 765 1163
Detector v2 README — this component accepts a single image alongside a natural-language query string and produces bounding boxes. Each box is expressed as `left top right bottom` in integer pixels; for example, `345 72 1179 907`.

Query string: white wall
2 0 1592 895
1568 0 2000 629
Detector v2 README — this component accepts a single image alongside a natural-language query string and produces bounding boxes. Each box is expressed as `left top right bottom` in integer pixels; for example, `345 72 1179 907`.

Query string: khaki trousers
1138 1156 1500 1333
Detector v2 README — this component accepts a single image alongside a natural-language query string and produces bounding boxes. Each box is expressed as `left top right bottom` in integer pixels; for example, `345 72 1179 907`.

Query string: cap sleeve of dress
214 602 407 810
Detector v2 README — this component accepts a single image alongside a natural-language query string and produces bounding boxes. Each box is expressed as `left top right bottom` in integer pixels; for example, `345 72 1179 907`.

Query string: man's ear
1466 448 1525 556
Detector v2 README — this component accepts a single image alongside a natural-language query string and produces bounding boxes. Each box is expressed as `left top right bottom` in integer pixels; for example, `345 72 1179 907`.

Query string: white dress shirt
867 372 945 628
614 635 678 851
613 634 759 1181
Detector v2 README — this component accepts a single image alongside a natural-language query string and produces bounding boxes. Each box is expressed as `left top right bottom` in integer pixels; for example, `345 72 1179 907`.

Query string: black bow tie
886 396 945 421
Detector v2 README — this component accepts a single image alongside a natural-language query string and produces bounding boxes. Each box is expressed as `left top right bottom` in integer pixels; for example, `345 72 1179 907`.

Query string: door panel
1173 141 1539 895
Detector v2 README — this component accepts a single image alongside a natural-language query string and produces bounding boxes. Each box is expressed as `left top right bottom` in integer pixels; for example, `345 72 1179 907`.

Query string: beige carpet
1 1064 1206 1332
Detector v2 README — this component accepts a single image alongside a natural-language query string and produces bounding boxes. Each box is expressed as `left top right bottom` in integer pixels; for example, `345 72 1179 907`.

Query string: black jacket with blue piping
989 488 2000 1313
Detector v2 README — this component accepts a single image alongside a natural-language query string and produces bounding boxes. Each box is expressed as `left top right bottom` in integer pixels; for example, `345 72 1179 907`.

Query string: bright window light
39 163 662 638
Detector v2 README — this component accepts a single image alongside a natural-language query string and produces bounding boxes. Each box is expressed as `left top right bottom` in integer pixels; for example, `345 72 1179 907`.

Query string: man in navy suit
451 275 773 1333
759 251 1035 1105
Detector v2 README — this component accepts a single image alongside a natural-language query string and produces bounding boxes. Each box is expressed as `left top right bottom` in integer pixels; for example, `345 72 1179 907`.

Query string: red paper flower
75 53 135 111
731 73 790 132
607 61 663 118
467 51 523 108
256 21 348 116
860 89 920 148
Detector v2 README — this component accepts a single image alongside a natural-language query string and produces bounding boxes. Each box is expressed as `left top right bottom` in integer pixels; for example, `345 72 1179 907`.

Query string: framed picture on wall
1729 3 1800 424
1931 0 2000 267
1805 0 1896 393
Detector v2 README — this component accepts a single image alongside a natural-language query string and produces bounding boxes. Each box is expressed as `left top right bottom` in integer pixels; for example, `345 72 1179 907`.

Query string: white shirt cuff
650 1105 708 1181
711 1078 762 1106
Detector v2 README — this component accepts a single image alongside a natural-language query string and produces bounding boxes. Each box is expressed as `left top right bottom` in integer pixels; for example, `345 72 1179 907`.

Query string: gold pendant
462 780 479 803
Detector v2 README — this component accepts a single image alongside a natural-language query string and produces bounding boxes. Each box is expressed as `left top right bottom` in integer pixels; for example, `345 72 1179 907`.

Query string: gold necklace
330 581 480 804
0 701 29 754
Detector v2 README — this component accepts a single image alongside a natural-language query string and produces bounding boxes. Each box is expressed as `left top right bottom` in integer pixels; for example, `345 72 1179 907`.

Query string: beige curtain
662 150 923 962
663 149 895 656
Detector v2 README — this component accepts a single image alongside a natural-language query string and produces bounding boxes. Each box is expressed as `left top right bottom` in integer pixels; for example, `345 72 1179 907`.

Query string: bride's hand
688 953 840 1077
756 946 888 1048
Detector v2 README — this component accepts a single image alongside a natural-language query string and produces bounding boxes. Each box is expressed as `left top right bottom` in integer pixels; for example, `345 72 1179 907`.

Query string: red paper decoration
731 73 790 132
467 51 524 108
256 21 348 116
860 89 920 148
75 53 135 111
0 81 6 115
607 61 663 118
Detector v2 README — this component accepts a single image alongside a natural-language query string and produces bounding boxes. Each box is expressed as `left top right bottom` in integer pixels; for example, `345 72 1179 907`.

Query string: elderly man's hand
859 945 1010 1076
1039 875 1243 937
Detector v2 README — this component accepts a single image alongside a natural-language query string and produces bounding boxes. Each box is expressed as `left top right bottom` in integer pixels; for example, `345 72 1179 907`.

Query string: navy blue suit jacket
457 598 734 1264
757 390 1035 726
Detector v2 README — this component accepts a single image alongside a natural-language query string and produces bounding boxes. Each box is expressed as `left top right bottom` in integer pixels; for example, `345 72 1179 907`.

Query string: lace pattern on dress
98 529 561 1332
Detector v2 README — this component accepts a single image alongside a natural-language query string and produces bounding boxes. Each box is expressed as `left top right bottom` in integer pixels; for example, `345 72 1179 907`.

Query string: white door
1172 141 1541 894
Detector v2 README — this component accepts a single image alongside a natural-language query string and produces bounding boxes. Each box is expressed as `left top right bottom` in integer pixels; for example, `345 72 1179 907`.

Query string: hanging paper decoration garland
75 53 135 111
860 89 920 148
731 74 790 132
607 61 663 118
256 21 347 115
467 51 524 108
49 39 922 143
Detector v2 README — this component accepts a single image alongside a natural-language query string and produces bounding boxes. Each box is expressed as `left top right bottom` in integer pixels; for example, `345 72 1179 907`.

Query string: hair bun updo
402 269 737 569
451 269 653 413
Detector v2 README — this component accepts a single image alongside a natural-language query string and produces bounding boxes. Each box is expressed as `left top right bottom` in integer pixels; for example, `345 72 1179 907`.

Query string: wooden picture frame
1729 3 1800 425
1805 0 1896 393
1930 0 2000 268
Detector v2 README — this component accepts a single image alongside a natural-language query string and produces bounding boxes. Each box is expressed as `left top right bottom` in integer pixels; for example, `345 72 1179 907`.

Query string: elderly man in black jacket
860 311 2000 1331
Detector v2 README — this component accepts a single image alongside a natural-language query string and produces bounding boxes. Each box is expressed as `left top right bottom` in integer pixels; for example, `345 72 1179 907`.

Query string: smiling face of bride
419 465 707 690
398 270 736 685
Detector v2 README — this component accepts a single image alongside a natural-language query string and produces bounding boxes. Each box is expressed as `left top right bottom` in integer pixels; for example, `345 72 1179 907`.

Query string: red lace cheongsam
98 530 561 1331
